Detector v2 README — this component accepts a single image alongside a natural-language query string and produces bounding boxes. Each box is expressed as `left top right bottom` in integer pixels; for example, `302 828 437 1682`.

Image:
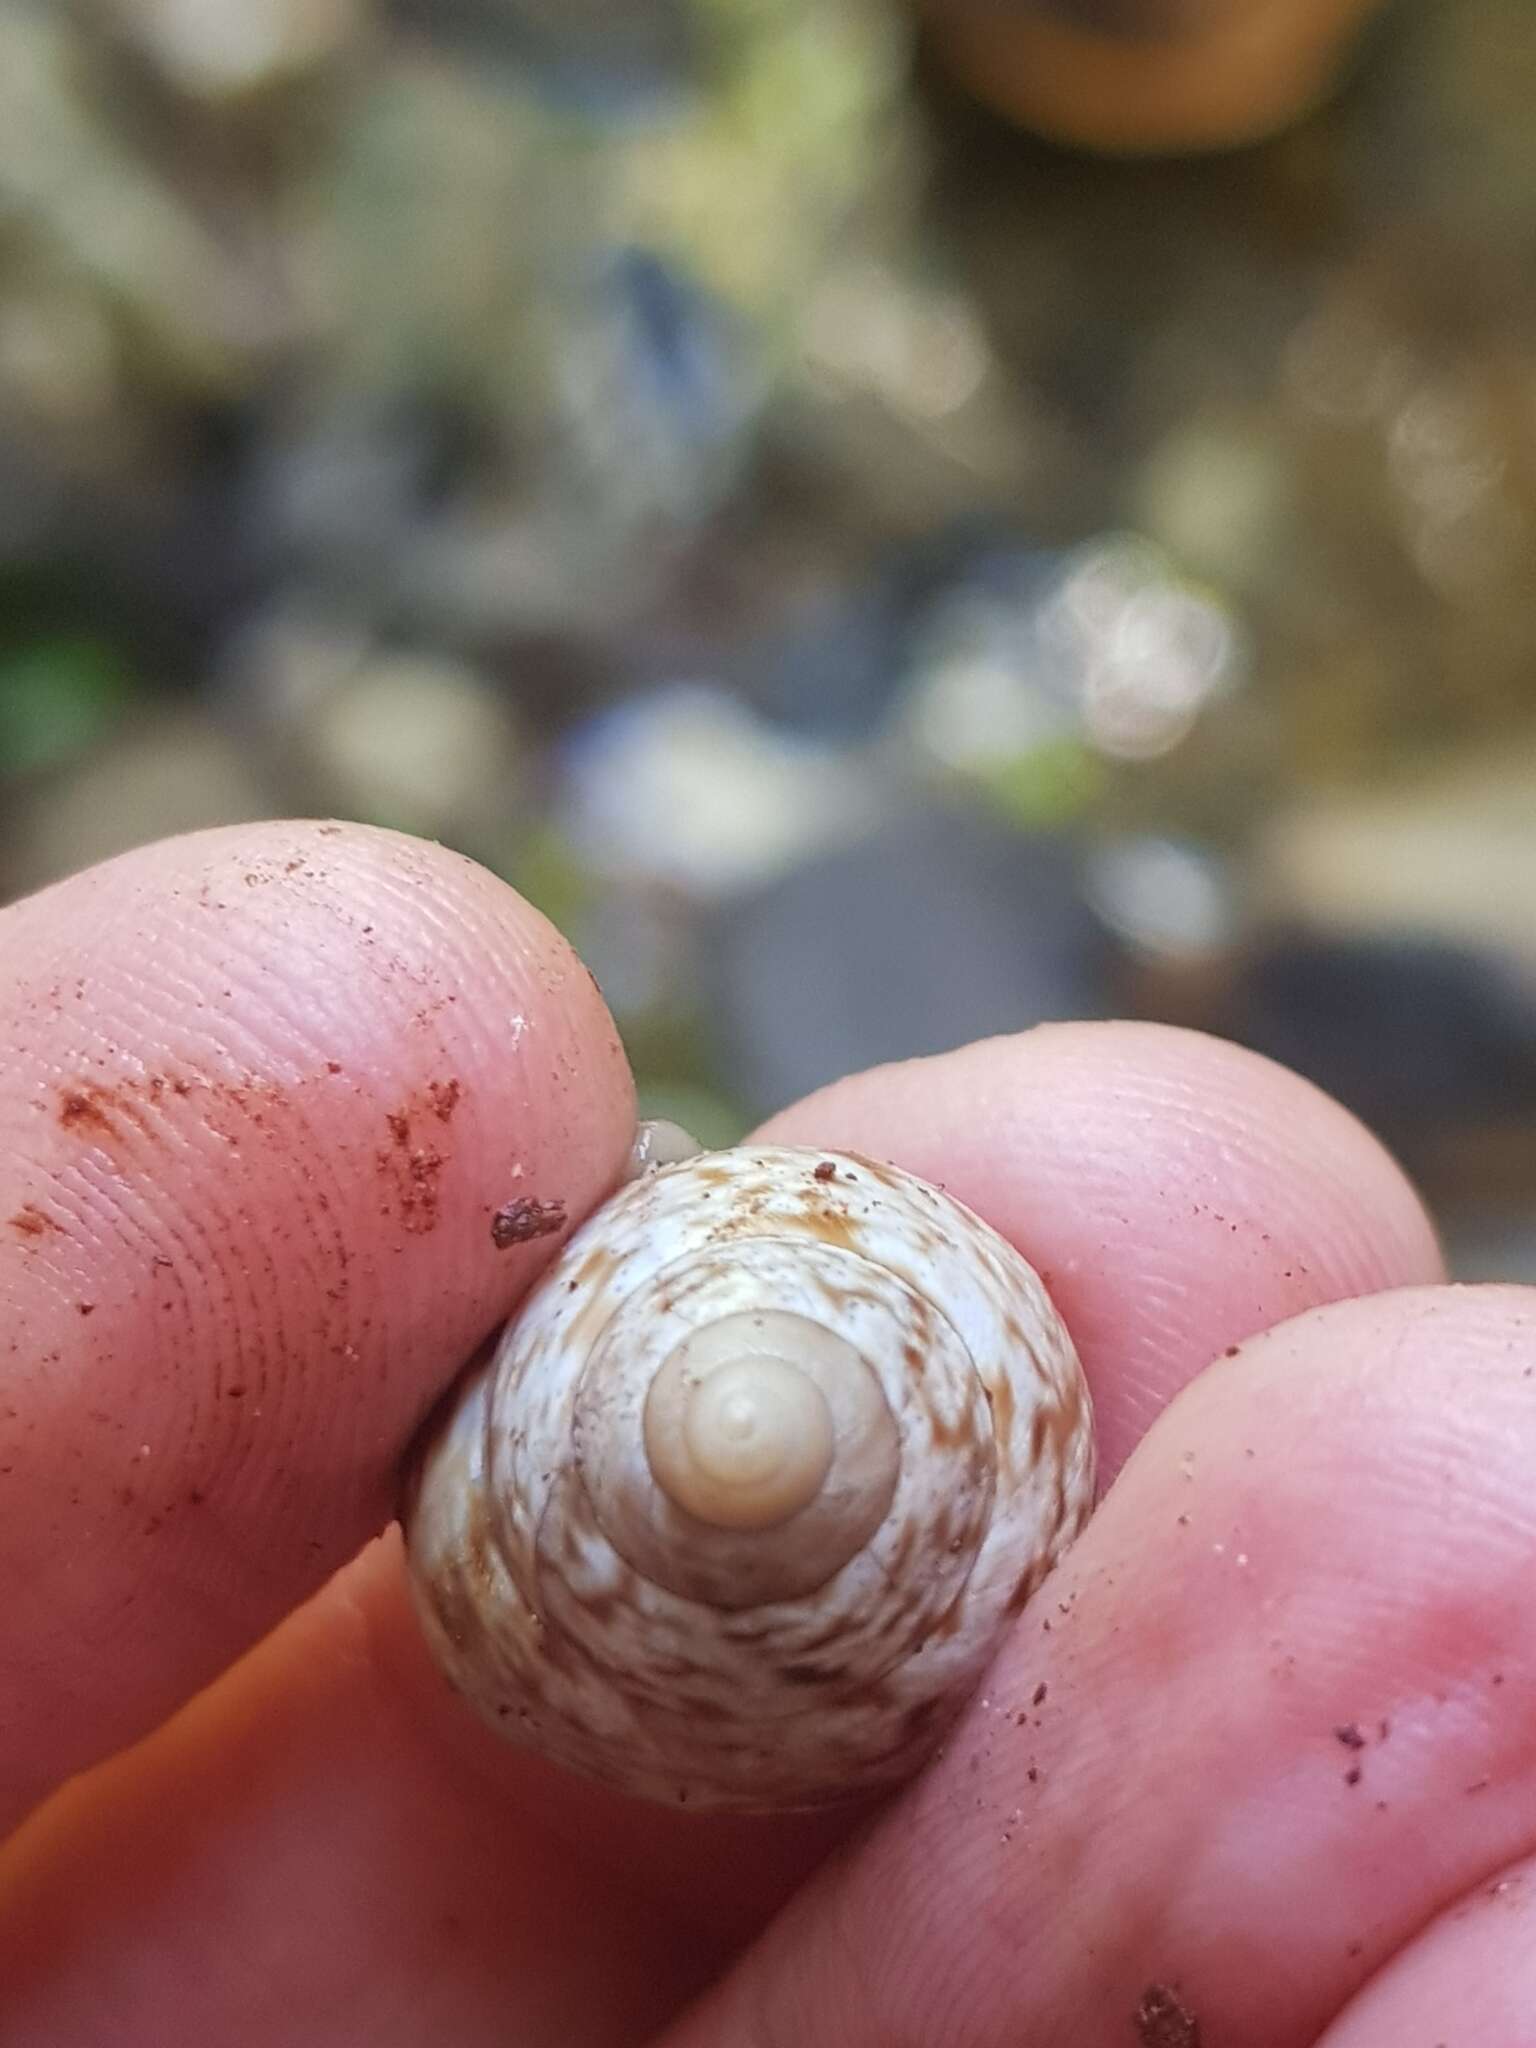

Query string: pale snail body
404 1142 1095 1812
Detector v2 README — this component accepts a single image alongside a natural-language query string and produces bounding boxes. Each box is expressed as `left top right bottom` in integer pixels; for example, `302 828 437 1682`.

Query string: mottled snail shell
403 1143 1095 1812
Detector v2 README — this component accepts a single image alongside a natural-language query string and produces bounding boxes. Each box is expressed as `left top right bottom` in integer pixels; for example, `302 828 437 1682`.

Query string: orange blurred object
919 0 1390 154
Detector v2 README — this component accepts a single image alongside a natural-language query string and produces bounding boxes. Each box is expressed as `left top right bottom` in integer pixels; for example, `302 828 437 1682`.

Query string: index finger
0 821 634 1831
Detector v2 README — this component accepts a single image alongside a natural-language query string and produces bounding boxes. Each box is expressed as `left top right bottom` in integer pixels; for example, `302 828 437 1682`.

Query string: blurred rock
219 607 525 840
1441 1209 1536 1283
746 578 919 747
703 810 1111 1116
558 681 878 901
217 601 373 741
738 523 993 744
302 649 524 839
1257 754 1536 963
1085 834 1241 964
94 0 365 100
2 709 275 902
1230 927 1536 1164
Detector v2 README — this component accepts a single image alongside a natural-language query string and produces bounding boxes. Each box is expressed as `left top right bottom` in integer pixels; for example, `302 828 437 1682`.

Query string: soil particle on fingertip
491 1196 568 1248
1135 1982 1201 2046
8 1206 59 1238
377 1095 459 1232
58 1085 116 1133
428 1079 463 1122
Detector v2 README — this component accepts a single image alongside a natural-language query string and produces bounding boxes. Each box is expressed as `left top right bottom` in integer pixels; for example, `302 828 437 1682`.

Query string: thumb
0 820 634 1831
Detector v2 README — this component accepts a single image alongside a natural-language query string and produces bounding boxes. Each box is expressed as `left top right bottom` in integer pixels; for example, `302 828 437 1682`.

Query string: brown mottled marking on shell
403 1144 1095 1811
886 1514 920 1582
1005 1552 1054 1617
931 1594 969 1641
798 1608 861 1654
571 1245 620 1292
799 1201 862 1253
412 1439 560 1733
988 1336 1019 1476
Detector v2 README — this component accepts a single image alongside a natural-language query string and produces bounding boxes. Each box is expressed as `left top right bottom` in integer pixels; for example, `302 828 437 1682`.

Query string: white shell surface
404 1144 1095 1811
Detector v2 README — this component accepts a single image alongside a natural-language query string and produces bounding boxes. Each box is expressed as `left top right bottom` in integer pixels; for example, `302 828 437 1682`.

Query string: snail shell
403 1142 1095 1811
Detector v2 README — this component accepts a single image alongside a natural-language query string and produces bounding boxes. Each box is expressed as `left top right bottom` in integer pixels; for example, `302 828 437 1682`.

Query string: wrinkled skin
3 821 1535 2048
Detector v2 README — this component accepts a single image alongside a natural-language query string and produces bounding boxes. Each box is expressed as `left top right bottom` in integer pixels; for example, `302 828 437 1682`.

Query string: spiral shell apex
403 1143 1095 1812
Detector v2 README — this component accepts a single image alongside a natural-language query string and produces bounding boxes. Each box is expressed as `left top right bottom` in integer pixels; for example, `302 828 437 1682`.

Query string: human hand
1 822 1529 2047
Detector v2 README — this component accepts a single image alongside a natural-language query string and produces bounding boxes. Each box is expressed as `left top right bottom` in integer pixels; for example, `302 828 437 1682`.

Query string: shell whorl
403 1143 1095 1812
644 1318 844 1530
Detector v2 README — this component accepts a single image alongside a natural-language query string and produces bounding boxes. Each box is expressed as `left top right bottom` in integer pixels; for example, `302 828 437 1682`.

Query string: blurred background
1 0 1534 1274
